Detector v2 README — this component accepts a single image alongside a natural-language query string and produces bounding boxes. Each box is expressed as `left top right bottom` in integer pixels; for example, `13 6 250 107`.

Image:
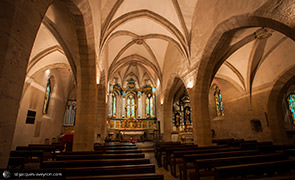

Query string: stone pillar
0 1 52 168
73 72 97 151
95 84 106 143
163 99 172 141
191 86 212 146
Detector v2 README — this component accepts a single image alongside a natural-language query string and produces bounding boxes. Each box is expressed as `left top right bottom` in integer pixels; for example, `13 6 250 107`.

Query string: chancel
1 0 295 179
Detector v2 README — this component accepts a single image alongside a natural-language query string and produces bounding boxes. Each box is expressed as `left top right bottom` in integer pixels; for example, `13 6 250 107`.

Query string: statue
175 113 180 127
184 106 191 126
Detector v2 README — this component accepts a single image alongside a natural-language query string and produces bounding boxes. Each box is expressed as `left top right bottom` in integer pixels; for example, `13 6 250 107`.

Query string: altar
107 119 157 141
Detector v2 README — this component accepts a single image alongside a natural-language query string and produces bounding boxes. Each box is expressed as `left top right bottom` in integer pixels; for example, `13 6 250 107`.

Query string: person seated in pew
60 131 74 152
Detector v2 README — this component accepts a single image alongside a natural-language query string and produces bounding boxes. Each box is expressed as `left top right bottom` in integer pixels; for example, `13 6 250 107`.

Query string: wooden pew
163 145 199 169
41 158 150 168
212 138 235 145
66 173 164 180
29 143 64 151
7 157 25 169
60 150 104 155
104 142 136 146
154 142 181 166
214 159 295 180
190 152 286 180
156 143 195 167
9 150 46 164
179 150 259 179
63 164 155 177
169 147 240 177
55 153 145 160
95 146 138 151
105 149 142 154
16 145 56 160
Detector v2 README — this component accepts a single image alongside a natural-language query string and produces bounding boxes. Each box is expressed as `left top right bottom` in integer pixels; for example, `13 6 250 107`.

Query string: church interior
1 0 295 179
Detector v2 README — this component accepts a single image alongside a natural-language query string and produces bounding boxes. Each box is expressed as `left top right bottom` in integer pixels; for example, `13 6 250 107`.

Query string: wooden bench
55 153 145 160
41 158 150 168
169 147 241 177
214 159 295 180
16 145 56 160
154 142 181 166
163 145 199 169
104 142 136 147
212 138 235 145
10 150 47 163
95 146 138 151
29 144 64 151
105 149 142 154
156 143 195 167
60 150 104 155
7 157 25 169
62 164 155 177
66 173 164 180
190 152 286 180
179 150 259 179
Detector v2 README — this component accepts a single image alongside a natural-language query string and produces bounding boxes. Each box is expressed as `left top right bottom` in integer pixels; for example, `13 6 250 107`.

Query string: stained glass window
64 100 76 126
126 95 135 118
287 94 295 125
111 95 116 117
214 87 224 116
42 79 51 114
146 97 150 117
146 93 154 117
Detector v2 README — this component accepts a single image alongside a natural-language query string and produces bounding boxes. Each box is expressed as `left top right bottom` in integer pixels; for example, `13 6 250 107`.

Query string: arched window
64 100 76 126
287 93 295 125
42 79 51 114
214 86 224 116
146 93 154 117
126 95 135 118
111 94 116 117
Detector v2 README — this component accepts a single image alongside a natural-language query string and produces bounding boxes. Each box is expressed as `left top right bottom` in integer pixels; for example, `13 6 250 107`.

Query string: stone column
0 1 52 168
163 99 172 141
95 84 106 143
191 86 212 146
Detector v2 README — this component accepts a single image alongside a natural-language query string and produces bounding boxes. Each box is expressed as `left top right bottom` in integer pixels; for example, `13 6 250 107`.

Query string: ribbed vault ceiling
101 0 198 85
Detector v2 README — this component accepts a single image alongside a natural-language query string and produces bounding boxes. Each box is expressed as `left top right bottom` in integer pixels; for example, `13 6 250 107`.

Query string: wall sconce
96 76 100 84
187 81 194 88
45 69 50 77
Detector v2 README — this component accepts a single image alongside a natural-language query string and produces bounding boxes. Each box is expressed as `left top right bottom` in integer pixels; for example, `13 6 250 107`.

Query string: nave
2 0 295 179
5 140 295 180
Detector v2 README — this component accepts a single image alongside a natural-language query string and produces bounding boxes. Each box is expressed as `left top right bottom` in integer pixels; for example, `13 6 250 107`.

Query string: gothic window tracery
146 93 154 117
214 86 224 116
42 79 51 114
126 94 136 118
111 94 116 117
287 93 295 125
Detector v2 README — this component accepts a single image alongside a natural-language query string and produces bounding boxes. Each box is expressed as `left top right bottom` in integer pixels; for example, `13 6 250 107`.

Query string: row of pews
155 139 295 180
8 142 164 180
8 143 64 168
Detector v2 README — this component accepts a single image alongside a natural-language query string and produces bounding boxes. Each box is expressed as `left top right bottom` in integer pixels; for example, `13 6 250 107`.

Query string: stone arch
0 0 54 168
267 65 295 145
193 14 295 145
60 0 97 151
162 76 189 141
